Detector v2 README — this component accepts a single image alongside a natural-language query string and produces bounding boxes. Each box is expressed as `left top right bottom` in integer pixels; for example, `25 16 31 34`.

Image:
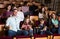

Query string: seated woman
21 18 33 36
1 4 12 24
51 13 58 34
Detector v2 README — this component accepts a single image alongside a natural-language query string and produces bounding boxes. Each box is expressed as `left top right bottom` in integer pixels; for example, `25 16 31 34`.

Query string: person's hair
17 4 22 8
48 8 51 11
12 9 17 16
41 3 45 7
11 4 16 11
39 18 45 22
12 9 17 12
23 1 28 6
51 13 57 19
23 18 32 25
5 4 12 11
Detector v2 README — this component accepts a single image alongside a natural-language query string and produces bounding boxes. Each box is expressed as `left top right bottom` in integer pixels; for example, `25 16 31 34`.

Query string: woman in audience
51 13 58 34
1 4 12 23
21 18 33 36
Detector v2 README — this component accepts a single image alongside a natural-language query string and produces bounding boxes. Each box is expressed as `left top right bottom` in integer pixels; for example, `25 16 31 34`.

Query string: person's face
7 5 11 10
40 20 44 24
42 7 45 12
13 10 18 16
52 14 56 19
26 19 30 23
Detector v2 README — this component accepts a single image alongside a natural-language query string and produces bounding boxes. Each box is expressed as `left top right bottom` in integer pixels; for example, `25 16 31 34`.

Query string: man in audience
6 9 21 37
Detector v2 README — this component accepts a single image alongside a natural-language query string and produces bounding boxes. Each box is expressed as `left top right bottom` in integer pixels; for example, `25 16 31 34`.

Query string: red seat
0 36 13 39
16 36 31 39
34 34 47 39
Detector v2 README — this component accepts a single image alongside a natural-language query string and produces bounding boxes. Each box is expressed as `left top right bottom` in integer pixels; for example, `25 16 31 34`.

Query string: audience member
21 18 33 36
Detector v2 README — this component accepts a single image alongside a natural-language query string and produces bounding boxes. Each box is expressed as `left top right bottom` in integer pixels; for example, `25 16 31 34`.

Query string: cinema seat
34 34 47 39
47 35 53 39
30 16 38 21
0 24 4 31
16 36 31 39
53 34 60 39
0 36 13 39
0 24 5 36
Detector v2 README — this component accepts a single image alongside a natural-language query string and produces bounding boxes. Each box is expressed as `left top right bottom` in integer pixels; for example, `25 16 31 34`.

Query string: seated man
6 9 27 37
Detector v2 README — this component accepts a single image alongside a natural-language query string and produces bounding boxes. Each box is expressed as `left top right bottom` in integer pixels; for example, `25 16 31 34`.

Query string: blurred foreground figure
6 9 22 37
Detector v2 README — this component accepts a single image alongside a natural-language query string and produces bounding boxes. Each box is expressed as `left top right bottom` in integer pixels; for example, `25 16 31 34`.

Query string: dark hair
12 9 17 12
5 4 12 11
11 4 16 11
51 13 57 19
23 1 28 6
48 8 51 11
39 18 44 21
41 4 45 7
17 4 22 8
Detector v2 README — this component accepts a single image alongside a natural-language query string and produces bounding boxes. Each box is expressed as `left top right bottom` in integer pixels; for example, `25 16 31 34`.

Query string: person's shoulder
18 11 24 14
7 16 13 20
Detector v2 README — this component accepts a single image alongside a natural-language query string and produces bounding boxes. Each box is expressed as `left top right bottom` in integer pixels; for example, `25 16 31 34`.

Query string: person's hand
9 26 12 30
54 25 58 28
43 26 47 31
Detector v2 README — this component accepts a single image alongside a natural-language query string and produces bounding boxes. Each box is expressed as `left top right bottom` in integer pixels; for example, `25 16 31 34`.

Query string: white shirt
6 16 20 32
17 11 24 21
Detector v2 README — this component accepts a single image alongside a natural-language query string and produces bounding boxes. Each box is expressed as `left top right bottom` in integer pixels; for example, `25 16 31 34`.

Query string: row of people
0 1 60 37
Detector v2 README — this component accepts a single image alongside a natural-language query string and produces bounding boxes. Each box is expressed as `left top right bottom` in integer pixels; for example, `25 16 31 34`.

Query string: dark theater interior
0 0 60 39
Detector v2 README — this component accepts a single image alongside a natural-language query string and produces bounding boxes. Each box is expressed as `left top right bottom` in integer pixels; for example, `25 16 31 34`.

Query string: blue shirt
6 16 20 32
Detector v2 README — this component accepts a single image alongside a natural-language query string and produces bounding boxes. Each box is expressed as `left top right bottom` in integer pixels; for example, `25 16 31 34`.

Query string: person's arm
21 24 25 29
21 12 24 21
21 24 27 30
43 26 47 31
52 19 58 28
28 25 33 30
6 18 12 30
40 25 47 31
19 12 24 21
